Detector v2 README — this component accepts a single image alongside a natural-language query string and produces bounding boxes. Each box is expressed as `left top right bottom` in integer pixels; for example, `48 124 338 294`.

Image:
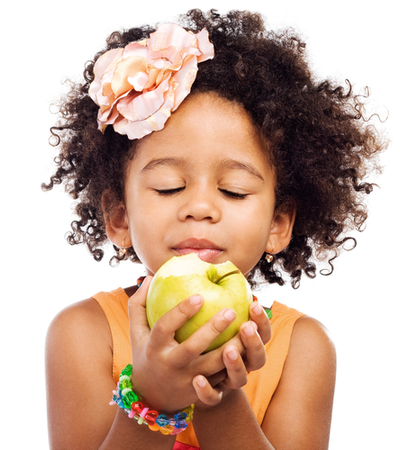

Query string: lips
173 238 223 262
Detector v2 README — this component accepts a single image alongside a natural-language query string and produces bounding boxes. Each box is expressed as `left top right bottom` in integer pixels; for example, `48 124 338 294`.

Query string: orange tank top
92 288 305 449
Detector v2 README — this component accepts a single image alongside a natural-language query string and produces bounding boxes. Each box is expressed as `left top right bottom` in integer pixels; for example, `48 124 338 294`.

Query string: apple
146 253 253 352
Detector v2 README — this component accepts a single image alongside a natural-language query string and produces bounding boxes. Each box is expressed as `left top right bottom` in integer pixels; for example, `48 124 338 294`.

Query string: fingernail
252 302 263 315
223 309 236 321
227 347 238 361
243 323 255 336
190 295 203 306
196 376 206 388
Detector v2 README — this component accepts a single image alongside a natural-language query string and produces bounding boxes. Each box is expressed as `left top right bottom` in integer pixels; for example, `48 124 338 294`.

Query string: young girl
43 9 385 450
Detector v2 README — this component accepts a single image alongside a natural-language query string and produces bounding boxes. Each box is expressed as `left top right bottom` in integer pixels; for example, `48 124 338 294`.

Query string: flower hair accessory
89 23 214 140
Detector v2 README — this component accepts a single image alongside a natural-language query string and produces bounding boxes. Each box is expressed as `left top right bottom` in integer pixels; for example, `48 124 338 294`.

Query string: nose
177 185 222 223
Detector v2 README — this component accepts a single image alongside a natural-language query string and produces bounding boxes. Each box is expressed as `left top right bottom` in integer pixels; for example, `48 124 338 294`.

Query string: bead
121 387 132 397
137 407 149 424
174 419 187 429
121 364 133 377
156 414 170 427
174 411 187 421
265 308 273 320
131 401 144 414
182 405 195 422
122 390 139 408
159 424 174 435
113 395 125 410
145 411 158 426
119 379 131 390
119 375 131 383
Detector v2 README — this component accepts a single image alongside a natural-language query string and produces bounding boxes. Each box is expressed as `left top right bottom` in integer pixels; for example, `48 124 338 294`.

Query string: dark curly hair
42 9 386 288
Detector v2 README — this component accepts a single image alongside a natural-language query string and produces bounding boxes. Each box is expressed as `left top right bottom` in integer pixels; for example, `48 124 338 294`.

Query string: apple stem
213 269 240 284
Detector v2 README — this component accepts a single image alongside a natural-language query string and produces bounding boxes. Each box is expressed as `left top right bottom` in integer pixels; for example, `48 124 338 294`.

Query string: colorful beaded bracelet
110 364 194 435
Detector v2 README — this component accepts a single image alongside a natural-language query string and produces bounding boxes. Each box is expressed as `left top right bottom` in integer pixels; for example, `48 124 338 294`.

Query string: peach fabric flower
89 23 214 140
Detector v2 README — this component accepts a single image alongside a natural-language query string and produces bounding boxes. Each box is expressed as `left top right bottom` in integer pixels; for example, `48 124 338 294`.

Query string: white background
1 1 399 448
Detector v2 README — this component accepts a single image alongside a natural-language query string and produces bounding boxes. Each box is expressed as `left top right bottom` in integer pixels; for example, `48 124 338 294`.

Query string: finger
192 375 223 407
222 345 248 389
148 294 204 349
239 321 267 372
225 332 245 355
128 276 153 345
249 301 272 345
206 370 227 388
174 308 237 366
193 332 246 377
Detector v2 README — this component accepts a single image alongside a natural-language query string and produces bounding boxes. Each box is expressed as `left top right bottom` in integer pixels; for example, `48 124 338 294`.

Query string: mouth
172 238 223 263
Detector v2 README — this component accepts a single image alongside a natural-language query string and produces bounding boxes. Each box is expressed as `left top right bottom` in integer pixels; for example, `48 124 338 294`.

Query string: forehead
134 93 269 165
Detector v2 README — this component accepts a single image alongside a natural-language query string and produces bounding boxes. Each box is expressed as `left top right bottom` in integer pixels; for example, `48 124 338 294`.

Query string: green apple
146 253 253 352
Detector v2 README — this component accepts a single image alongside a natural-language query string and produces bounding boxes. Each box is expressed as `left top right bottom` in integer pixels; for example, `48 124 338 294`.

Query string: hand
192 301 271 407
127 276 239 413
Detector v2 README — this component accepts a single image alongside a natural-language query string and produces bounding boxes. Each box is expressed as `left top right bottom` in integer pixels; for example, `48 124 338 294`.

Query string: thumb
128 275 153 345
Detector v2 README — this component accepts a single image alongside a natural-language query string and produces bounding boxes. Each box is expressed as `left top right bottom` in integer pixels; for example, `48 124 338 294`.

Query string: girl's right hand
127 276 237 413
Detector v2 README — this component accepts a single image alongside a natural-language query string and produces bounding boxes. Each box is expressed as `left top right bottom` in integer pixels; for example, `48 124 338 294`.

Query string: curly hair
42 9 386 288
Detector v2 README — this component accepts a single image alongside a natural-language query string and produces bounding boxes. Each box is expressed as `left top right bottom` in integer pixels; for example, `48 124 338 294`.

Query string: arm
262 316 336 449
46 298 175 450
191 316 336 449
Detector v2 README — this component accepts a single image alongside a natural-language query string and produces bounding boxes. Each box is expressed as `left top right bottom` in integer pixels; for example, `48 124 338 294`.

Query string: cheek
236 212 274 274
126 203 170 271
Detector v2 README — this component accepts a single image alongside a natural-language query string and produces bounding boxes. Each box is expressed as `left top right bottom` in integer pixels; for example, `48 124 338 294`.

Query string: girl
43 9 385 450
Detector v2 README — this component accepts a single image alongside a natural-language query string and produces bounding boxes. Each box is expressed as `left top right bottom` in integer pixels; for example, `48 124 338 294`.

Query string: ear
102 192 132 248
265 204 296 255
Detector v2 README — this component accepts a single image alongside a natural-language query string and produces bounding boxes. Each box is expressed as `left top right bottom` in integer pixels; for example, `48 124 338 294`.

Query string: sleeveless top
92 288 305 449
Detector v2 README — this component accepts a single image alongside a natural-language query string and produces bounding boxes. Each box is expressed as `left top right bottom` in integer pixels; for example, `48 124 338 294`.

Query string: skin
46 93 336 449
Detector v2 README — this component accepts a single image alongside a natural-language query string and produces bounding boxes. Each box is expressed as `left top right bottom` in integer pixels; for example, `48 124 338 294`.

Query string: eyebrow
140 157 185 174
217 159 265 182
140 156 265 181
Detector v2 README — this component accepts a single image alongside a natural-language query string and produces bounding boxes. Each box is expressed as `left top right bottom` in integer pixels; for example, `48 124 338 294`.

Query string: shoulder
290 315 336 366
272 314 336 396
47 297 110 335
46 297 112 363
284 315 336 387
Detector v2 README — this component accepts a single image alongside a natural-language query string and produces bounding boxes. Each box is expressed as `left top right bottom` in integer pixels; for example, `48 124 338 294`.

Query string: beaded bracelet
110 364 194 435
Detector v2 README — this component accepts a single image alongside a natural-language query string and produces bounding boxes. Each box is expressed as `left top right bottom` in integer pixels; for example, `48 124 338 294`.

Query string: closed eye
219 189 248 199
155 187 185 195
155 187 248 199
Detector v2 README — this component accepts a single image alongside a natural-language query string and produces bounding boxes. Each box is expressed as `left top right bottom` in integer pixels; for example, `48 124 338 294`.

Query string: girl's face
108 93 294 276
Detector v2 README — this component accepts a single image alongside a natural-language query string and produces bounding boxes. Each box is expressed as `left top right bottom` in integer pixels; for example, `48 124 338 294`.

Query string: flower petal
111 56 148 97
117 76 170 121
89 48 123 104
170 56 198 110
195 28 215 62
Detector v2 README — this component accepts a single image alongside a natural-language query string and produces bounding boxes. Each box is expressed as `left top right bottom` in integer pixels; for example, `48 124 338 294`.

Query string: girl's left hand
193 301 271 406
